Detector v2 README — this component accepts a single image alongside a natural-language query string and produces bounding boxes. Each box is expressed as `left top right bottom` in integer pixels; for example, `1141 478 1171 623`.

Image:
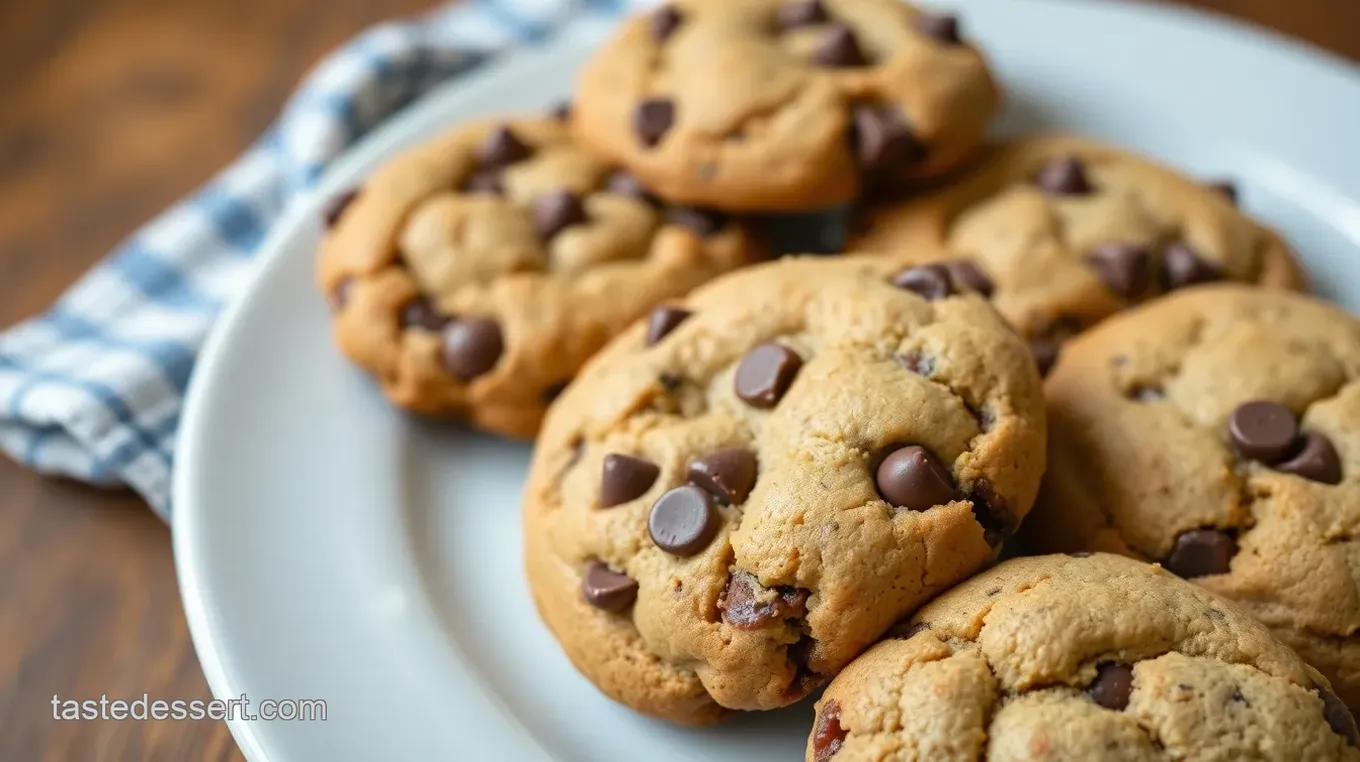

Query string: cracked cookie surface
318 116 760 437
572 0 999 211
523 257 1045 723
852 135 1302 363
809 553 1360 762
1025 285 1360 710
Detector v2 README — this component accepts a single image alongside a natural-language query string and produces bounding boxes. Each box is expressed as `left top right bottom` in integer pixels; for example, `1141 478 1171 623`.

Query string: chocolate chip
1164 529 1237 578
607 171 655 203
734 343 803 408
811 24 865 67
531 190 588 240
893 263 953 300
1029 337 1061 378
648 485 719 556
812 700 847 762
1207 180 1238 206
851 105 925 171
875 445 956 512
634 98 675 148
440 317 503 381
719 570 807 629
600 454 661 508
478 125 533 167
916 12 960 44
549 100 572 121
968 478 1015 546
400 297 448 331
651 4 684 42
459 168 505 195
659 373 682 392
1088 242 1150 299
668 206 727 237
1087 663 1134 710
1162 242 1221 290
1276 431 1343 484
323 189 359 228
777 0 828 29
1035 155 1093 195
1228 400 1298 463
645 305 692 346
582 561 638 612
944 260 994 297
328 276 354 311
689 447 758 505
1319 685 1360 747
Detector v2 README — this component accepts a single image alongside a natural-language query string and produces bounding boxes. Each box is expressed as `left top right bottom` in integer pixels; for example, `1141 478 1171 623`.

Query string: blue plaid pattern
0 0 639 519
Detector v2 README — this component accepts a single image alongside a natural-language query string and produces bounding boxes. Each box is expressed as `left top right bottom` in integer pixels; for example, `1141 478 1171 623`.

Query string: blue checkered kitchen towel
0 0 642 519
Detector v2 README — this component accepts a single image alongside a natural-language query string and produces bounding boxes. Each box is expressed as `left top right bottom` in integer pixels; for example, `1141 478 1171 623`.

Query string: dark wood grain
0 1 1355 760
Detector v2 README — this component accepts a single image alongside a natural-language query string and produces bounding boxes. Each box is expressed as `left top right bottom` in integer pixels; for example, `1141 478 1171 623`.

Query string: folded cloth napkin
0 0 639 519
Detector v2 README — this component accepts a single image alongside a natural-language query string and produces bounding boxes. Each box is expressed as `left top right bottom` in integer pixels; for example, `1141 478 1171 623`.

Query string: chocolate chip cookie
523 257 1046 723
317 117 760 437
852 135 1302 373
809 553 1360 762
1025 285 1360 709
572 0 1000 211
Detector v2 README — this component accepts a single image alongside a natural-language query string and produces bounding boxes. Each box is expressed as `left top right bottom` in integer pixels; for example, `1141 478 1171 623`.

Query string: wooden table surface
1 1 1357 759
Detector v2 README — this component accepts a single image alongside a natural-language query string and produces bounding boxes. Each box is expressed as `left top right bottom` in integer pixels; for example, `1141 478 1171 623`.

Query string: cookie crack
895 349 995 436
1126 314 1206 397
1129 713 1172 759
847 641 958 741
718 90 805 143
975 644 1002 761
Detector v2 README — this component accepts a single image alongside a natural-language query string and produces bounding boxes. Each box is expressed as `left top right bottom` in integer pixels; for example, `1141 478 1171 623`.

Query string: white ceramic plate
174 3 1360 760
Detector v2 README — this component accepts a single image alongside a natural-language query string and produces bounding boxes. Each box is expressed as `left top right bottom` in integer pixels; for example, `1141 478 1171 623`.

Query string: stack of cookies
317 1 1359 759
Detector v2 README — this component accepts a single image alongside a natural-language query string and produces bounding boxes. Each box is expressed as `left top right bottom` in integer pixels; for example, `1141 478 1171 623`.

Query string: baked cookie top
572 0 999 211
317 116 759 437
809 553 1359 762
852 135 1301 371
523 257 1045 723
1027 284 1360 708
